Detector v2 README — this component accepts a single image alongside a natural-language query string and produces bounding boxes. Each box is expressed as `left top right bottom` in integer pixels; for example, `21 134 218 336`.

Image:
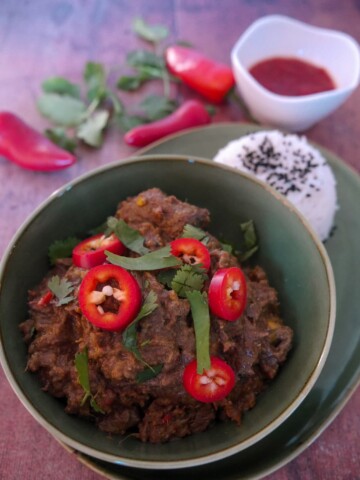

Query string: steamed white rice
213 130 337 241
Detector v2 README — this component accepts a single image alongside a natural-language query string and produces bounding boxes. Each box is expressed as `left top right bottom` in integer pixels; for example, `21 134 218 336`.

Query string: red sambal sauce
248 56 336 96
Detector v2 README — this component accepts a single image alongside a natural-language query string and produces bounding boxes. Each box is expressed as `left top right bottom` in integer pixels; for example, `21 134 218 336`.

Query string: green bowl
0 155 335 469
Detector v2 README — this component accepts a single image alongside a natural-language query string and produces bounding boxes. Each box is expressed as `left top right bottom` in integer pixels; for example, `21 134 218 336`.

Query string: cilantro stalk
186 291 211 374
74 348 104 413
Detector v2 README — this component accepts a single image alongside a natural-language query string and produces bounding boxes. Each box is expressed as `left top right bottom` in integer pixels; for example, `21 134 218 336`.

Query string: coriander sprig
47 275 75 306
37 17 178 152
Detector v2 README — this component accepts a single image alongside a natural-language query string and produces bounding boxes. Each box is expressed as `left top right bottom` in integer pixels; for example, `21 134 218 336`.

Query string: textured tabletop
0 1 359 479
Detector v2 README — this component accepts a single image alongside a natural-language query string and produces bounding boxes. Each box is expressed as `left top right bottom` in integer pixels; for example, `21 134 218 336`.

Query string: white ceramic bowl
231 15 360 131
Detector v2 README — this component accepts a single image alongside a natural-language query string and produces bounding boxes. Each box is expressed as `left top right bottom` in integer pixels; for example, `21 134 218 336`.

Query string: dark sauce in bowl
249 57 336 96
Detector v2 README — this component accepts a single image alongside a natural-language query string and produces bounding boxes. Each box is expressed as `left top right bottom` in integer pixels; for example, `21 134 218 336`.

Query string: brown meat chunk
116 188 210 248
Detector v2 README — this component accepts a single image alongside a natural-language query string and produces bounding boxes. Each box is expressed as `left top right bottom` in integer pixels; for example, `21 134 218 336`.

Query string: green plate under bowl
68 123 360 479
0 152 334 470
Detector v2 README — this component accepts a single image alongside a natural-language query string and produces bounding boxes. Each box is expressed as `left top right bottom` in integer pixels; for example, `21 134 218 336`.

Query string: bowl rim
231 14 360 104
0 154 336 469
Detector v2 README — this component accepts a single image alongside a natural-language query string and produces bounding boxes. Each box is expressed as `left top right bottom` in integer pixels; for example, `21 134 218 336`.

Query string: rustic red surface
0 1 359 479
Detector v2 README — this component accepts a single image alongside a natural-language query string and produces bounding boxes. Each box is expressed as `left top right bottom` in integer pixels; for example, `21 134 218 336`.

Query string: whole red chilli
0 112 76 171
124 99 211 147
165 46 235 103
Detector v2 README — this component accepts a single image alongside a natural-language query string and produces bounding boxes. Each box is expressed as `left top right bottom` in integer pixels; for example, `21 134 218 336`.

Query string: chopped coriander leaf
48 236 81 264
135 290 158 320
220 242 233 254
83 61 107 102
127 50 165 70
186 291 211 374
181 224 208 242
75 349 91 392
76 110 110 147
157 269 176 289
117 74 147 92
37 92 86 127
42 77 81 99
239 220 258 261
106 245 181 271
138 95 177 121
115 113 147 132
136 364 163 383
132 17 169 44
47 275 75 306
75 348 104 413
239 245 258 262
241 220 257 249
122 291 158 364
122 320 141 361
171 264 207 298
107 217 149 255
135 64 164 80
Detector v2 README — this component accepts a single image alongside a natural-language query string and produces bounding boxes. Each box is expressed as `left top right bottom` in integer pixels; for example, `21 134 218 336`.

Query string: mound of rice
213 130 337 241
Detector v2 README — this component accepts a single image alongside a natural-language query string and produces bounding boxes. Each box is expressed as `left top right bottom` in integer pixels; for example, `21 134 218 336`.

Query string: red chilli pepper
170 238 211 271
165 46 235 103
78 264 142 331
124 100 211 147
0 112 76 171
183 357 236 403
72 233 126 269
208 267 247 321
37 290 54 307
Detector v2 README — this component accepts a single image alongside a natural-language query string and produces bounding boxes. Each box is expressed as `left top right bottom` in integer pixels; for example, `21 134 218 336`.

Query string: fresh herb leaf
136 364 163 383
135 290 158 320
115 113 146 132
117 74 147 91
45 127 77 153
132 17 169 44
239 245 258 262
48 236 81 264
106 245 181 271
181 224 208 241
138 95 177 121
89 397 103 412
42 77 81 98
122 320 141 360
107 217 149 255
84 61 107 102
37 92 86 127
171 264 207 298
75 348 91 392
127 50 165 71
47 275 75 306
116 50 165 92
76 110 109 147
186 291 211 374
239 220 258 261
75 348 104 413
220 242 233 254
122 291 158 363
157 269 176 288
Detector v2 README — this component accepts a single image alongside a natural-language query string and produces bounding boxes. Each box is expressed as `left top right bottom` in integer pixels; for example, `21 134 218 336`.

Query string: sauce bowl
231 15 360 131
